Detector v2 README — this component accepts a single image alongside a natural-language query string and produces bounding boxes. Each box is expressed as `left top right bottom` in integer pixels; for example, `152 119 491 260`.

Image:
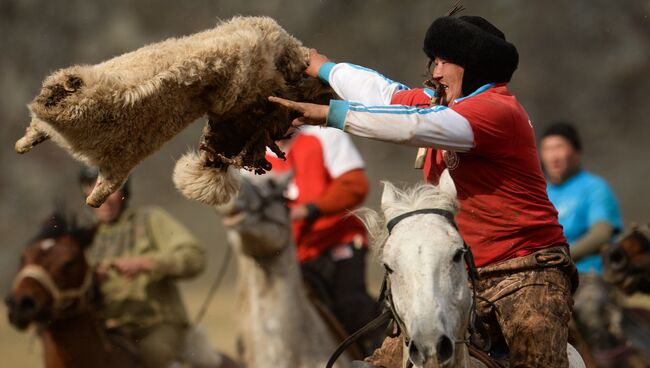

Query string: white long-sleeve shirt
318 62 477 152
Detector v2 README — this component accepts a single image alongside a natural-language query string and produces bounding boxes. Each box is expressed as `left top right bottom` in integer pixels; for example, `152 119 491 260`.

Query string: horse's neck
235 236 345 368
40 311 112 368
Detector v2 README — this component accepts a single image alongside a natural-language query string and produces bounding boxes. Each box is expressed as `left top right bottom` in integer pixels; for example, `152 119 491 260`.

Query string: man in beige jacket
80 167 205 368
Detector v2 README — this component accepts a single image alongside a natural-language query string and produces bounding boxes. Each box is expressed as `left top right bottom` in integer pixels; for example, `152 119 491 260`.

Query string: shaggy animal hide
15 16 332 207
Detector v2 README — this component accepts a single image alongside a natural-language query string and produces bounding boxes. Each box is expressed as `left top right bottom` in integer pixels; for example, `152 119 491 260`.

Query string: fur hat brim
423 16 519 96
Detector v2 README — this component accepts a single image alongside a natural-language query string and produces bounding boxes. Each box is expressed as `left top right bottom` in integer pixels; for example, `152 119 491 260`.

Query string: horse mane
30 210 96 248
354 181 459 256
32 211 75 241
631 223 650 246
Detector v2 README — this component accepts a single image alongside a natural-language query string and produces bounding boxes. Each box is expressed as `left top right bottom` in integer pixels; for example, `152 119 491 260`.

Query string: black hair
541 122 582 151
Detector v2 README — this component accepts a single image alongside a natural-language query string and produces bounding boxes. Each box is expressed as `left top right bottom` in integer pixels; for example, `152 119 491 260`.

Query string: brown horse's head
603 223 650 294
5 213 96 330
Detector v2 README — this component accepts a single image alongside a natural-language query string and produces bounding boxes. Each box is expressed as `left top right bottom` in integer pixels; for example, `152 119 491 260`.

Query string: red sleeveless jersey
266 126 368 262
391 85 567 267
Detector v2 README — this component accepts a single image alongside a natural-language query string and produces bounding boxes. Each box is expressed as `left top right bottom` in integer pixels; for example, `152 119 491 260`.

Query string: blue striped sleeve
318 62 336 84
326 100 349 130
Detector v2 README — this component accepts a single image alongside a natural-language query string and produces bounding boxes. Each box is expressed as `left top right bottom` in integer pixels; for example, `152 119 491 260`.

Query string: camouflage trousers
366 246 575 368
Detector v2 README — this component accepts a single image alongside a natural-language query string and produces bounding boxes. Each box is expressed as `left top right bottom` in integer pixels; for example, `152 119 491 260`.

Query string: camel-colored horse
221 175 351 368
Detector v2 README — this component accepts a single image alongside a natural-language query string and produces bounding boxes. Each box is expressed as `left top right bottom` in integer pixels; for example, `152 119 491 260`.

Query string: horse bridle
387 208 478 339
237 179 289 229
12 263 94 315
387 208 479 278
326 208 482 368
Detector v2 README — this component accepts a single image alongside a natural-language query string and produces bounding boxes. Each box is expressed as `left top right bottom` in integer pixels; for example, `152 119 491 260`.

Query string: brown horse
600 223 650 365
5 213 139 368
603 223 650 294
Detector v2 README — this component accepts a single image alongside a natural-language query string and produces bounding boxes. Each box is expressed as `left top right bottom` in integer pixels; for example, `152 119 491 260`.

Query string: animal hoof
15 139 33 154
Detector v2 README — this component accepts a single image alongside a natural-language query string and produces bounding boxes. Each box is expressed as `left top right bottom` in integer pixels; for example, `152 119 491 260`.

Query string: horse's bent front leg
15 125 50 153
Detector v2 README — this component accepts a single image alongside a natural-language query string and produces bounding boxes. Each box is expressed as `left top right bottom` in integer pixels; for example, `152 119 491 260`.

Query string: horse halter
386 208 479 279
384 208 478 338
236 178 289 229
12 263 94 313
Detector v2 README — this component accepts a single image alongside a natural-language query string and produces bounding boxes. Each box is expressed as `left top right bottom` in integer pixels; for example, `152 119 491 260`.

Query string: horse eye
61 258 78 271
453 249 464 263
383 264 394 274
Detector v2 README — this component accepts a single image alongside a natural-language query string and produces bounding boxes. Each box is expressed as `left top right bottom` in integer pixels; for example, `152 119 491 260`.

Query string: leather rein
326 208 486 368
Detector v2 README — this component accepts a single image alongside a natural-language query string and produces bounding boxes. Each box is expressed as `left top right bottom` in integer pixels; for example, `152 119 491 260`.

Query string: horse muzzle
604 246 628 271
5 293 44 330
408 333 455 367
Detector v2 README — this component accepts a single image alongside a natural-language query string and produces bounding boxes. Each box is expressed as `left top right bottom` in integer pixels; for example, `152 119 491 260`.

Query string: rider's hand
95 262 111 283
268 96 329 127
290 205 310 221
305 49 330 78
112 256 154 279
290 203 320 222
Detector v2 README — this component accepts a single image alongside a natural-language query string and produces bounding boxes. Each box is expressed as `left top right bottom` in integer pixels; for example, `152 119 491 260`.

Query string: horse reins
12 263 94 314
326 208 484 368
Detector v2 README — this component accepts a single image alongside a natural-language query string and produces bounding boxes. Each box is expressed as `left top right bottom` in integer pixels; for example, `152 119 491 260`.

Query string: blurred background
1 0 649 366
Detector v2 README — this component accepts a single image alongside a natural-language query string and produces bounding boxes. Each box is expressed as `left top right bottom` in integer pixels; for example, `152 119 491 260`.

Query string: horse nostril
19 296 36 312
408 341 426 366
436 335 454 363
608 248 628 270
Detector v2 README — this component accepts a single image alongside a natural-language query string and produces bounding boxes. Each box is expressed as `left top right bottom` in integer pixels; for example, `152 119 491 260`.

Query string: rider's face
431 57 464 106
540 135 581 184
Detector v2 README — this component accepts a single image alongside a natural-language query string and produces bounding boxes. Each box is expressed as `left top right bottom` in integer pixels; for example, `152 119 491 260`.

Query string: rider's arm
313 169 368 217
570 180 622 261
299 127 368 221
325 100 474 152
318 62 409 105
146 208 206 281
570 221 614 261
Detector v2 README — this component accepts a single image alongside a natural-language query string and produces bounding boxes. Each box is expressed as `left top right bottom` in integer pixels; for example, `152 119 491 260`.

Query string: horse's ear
438 169 457 198
381 181 398 207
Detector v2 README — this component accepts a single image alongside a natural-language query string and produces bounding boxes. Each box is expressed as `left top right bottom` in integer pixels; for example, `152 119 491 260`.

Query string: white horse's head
219 173 292 258
358 170 472 367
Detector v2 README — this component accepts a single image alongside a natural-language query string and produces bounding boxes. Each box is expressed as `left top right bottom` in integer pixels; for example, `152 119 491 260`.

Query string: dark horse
601 223 650 363
5 212 138 368
603 223 650 294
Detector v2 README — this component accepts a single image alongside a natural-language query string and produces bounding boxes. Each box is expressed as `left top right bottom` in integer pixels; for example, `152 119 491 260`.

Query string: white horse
220 175 351 368
357 170 585 368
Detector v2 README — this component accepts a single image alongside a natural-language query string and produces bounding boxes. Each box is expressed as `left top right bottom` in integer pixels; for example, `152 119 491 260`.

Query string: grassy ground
0 285 239 367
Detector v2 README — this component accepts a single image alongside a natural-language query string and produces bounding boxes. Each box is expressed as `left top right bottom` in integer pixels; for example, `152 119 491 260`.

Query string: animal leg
85 170 126 208
15 125 50 153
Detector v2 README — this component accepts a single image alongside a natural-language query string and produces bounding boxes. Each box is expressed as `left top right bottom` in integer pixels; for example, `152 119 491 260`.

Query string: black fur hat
423 16 519 96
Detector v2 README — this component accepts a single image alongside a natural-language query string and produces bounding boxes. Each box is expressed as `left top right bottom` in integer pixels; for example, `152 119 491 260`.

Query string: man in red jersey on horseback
270 14 577 368
265 125 383 355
